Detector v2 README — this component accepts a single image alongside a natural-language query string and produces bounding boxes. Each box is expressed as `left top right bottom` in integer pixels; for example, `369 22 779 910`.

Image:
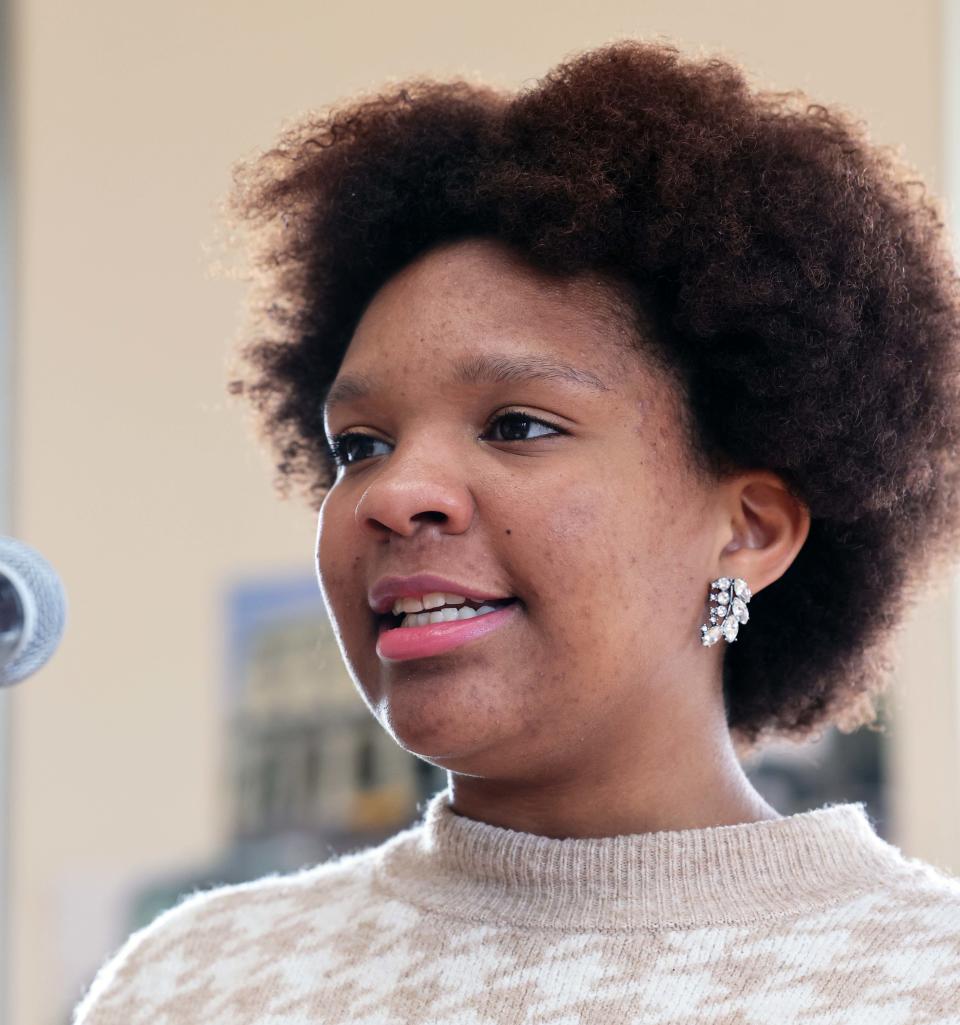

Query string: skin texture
316 237 811 839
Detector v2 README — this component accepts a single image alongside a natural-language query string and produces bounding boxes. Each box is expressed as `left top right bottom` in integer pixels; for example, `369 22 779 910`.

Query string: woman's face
316 237 725 782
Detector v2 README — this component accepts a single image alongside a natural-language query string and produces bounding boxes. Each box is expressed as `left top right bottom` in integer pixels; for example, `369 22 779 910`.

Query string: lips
376 600 522 661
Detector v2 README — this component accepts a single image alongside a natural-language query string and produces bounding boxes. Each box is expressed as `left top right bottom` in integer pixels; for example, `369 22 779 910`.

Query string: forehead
325 238 642 412
361 236 638 341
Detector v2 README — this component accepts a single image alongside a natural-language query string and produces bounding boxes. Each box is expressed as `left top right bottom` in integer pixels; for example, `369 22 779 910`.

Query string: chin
379 699 505 767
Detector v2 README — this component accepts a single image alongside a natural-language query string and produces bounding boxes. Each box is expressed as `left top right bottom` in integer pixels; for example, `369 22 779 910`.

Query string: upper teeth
391 592 471 615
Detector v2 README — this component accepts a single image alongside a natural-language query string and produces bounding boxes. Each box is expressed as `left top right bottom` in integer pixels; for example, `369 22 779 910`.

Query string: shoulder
841 855 960 1014
70 844 382 1025
880 850 960 920
822 851 960 983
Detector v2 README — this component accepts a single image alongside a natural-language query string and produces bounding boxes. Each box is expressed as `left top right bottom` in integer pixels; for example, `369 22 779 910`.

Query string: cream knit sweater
72 786 960 1024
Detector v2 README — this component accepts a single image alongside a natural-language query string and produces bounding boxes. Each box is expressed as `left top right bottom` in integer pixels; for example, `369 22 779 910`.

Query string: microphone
0 536 67 686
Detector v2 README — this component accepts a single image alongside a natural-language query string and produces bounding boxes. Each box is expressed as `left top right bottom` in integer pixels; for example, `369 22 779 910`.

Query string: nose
354 442 476 539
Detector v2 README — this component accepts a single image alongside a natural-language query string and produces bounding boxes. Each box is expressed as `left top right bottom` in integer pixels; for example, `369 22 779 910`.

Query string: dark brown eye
330 433 389 466
487 412 562 443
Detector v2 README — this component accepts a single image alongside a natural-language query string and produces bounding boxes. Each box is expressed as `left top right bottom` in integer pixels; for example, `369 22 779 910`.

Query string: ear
716 472 811 594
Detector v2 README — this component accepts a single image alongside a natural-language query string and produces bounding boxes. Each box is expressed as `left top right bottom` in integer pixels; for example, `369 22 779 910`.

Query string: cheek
520 474 681 639
315 496 362 622
520 486 638 625
540 482 654 576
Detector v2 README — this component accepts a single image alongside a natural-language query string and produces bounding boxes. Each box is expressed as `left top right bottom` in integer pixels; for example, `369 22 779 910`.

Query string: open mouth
377 597 519 633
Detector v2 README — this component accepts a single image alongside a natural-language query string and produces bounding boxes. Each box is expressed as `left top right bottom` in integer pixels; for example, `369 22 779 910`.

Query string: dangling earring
700 576 752 646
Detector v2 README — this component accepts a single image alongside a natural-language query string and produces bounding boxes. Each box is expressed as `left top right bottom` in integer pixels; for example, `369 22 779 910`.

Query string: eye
485 410 564 443
328 433 390 467
327 410 565 468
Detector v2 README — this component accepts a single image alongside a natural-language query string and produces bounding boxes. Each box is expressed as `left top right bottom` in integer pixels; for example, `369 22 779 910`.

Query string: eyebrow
321 351 610 418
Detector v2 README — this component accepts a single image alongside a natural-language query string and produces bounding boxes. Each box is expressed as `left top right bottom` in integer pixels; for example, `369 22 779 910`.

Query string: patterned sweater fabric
72 785 960 1024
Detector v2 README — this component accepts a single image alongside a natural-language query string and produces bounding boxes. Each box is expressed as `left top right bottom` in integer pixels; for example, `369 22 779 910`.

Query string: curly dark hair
220 39 960 758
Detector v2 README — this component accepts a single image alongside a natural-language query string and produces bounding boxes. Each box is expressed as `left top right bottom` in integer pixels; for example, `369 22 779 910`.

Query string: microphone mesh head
0 536 67 686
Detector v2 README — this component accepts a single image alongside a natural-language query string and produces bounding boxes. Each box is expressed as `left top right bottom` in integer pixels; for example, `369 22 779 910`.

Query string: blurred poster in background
138 570 445 907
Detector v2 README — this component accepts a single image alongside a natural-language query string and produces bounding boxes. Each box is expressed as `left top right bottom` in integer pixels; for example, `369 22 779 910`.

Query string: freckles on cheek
549 497 631 579
539 493 604 549
317 542 361 615
531 495 618 598
534 490 656 615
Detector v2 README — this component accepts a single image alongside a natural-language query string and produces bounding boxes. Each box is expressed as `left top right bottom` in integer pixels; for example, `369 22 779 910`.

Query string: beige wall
7 2 956 1023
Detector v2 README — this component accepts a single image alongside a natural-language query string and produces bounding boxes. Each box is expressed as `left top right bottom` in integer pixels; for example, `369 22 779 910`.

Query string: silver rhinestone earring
700 576 752 646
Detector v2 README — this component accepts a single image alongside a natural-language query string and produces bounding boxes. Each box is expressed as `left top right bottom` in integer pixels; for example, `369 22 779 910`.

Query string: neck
446 687 777 839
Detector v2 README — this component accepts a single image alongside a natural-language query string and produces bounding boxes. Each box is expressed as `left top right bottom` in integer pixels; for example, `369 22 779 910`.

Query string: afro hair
220 39 960 758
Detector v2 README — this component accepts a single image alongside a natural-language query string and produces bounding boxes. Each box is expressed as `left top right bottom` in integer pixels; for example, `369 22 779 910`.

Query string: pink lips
376 601 520 661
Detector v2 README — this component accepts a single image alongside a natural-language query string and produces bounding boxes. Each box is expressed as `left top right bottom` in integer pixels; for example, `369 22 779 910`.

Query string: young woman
75 39 960 1024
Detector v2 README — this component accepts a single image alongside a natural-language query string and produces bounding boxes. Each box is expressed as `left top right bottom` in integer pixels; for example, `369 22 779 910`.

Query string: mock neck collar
373 785 906 930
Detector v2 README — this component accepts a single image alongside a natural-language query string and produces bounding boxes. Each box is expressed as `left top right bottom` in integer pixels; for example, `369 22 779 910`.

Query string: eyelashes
328 410 566 469
328 432 385 467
